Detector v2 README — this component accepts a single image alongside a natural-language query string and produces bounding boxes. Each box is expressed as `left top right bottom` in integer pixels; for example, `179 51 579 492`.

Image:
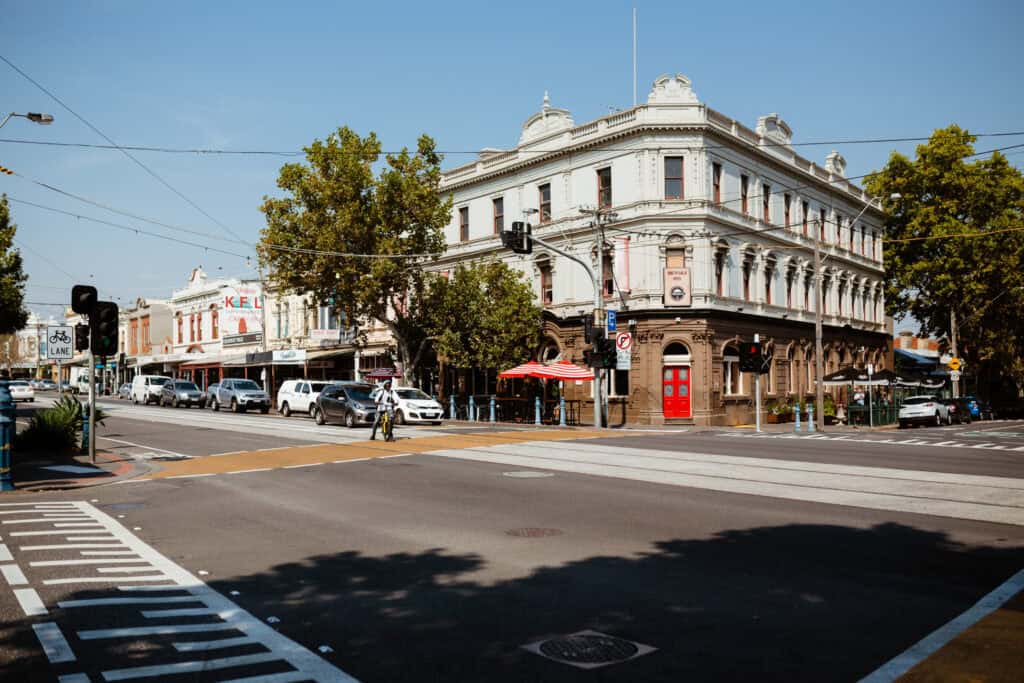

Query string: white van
276 379 335 417
131 375 171 405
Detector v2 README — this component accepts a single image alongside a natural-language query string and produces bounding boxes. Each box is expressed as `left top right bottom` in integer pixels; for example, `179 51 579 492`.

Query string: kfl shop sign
222 286 263 335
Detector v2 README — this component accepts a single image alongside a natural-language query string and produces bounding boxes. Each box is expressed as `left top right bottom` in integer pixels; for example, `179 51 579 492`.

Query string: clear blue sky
3 0 1022 327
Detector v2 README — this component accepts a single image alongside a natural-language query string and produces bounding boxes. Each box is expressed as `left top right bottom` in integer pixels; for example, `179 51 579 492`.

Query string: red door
662 366 692 419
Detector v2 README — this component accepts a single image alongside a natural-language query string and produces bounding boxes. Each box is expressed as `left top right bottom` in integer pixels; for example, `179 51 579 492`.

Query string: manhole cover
106 502 146 511
523 630 656 670
502 471 554 478
505 527 563 537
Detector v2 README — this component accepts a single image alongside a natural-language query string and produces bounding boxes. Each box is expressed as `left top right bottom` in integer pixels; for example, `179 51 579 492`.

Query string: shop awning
307 348 355 361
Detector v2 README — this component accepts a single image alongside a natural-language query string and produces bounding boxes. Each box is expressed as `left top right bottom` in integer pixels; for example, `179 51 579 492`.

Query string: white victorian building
436 73 892 426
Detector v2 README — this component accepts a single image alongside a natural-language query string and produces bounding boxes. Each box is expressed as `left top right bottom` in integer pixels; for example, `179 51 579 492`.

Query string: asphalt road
3 403 1022 681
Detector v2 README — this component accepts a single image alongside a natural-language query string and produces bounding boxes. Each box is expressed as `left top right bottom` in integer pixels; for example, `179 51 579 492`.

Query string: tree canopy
864 125 1024 386
0 195 29 335
258 127 452 381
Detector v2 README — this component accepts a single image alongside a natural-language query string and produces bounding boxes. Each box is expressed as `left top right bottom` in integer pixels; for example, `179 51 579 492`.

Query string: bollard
449 395 456 420
469 395 476 422
535 396 541 425
81 401 90 452
794 404 801 432
559 395 566 427
489 395 496 423
807 404 816 433
0 382 14 491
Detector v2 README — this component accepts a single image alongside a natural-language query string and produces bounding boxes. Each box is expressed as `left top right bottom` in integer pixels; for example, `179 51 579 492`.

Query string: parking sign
47 326 74 360
607 310 616 333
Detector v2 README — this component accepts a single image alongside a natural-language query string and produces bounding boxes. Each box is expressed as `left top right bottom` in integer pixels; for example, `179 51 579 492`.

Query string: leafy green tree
258 128 451 382
864 125 1024 388
0 195 29 335
428 261 541 376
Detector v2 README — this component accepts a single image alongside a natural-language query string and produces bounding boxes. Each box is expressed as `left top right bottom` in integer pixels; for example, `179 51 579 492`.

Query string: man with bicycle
370 379 398 441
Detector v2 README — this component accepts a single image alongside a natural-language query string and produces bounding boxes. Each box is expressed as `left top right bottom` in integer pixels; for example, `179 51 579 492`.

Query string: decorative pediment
756 113 793 147
647 73 699 104
519 91 574 144
825 150 847 177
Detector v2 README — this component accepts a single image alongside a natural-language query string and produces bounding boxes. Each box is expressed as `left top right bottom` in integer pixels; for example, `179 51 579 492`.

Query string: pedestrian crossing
718 431 1024 451
0 500 357 682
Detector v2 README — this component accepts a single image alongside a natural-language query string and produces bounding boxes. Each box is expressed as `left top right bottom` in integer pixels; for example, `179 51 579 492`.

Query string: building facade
435 74 893 425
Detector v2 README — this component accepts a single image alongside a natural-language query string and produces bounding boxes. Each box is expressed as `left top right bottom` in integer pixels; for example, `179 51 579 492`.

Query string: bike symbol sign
47 325 74 360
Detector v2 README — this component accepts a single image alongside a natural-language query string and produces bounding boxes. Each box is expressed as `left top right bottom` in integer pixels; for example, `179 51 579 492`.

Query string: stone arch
536 333 562 362
718 334 743 357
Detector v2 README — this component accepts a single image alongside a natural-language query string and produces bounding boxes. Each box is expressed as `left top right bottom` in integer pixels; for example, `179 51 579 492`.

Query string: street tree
258 128 451 383
428 261 541 380
0 195 29 335
864 125 1024 388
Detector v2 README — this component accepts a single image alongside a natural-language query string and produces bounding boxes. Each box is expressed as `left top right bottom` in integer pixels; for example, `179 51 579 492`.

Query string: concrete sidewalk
6 448 152 493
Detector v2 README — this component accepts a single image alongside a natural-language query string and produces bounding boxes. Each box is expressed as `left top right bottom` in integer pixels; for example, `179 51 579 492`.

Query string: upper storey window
459 207 469 242
712 163 722 205
597 168 612 209
740 175 749 215
538 183 551 223
492 197 504 234
664 157 684 199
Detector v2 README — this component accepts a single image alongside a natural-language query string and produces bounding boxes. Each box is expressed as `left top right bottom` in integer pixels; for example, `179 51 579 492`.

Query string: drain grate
523 630 656 670
505 527 563 538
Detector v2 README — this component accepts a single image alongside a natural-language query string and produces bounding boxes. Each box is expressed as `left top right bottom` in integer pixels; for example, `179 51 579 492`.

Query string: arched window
539 338 561 362
723 343 742 396
788 347 797 395
196 311 203 342
176 314 183 344
211 307 219 340
805 348 815 390
664 342 690 357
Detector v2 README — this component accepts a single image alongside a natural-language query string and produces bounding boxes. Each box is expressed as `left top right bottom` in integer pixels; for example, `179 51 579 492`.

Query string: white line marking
42 512 90 517
101 652 284 681
283 463 318 469
1 563 28 585
970 443 995 449
14 587 48 616
141 607 217 618
44 576 171 585
3 517 87 524
59 596 201 608
221 673 345 683
117 584 192 592
81 550 137 556
31 558 147 567
0 502 76 507
79 623 239 639
97 435 192 458
227 468 272 474
58 674 90 683
932 441 958 447
33 622 76 663
166 473 217 479
333 458 370 464
171 636 255 652
378 453 410 459
54 523 105 527
21 543 123 551
0 543 11 561
859 568 1024 682
65 536 118 541
96 566 158 573
10 529 115 536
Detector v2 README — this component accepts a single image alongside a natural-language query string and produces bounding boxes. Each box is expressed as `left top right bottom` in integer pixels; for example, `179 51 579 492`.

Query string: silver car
898 395 950 428
212 378 271 414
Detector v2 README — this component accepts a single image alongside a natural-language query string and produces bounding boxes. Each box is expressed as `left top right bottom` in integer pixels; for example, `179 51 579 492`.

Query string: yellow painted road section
898 592 1024 683
140 429 617 479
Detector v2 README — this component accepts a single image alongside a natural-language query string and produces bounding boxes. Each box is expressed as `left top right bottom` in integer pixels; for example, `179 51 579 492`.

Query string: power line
0 52 249 245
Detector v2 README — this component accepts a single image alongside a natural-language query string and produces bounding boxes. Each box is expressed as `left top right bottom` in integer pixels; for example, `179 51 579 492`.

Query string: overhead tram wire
0 53 249 245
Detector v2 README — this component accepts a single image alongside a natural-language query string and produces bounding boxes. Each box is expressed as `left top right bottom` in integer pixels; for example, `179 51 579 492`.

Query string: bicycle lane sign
47 325 74 360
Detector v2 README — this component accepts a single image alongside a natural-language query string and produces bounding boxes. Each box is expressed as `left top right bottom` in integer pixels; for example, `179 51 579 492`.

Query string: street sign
615 332 632 370
46 325 73 360
607 309 617 333
615 332 633 350
949 370 962 381
948 357 962 371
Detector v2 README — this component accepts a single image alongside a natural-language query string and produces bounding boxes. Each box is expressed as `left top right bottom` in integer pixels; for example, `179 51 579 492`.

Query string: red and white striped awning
498 361 544 378
533 360 594 381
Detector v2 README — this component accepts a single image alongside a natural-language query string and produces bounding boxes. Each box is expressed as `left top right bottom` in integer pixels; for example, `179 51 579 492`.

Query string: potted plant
766 399 786 423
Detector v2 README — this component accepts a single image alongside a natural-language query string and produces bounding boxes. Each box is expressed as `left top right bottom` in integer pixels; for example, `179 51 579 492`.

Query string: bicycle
379 409 395 442
49 330 71 345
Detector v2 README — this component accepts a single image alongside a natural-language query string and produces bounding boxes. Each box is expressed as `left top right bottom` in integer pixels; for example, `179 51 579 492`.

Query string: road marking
31 558 147 566
101 652 285 681
970 443 995 449
79 623 240 639
58 675 90 683
859 568 1024 682
97 435 192 459
1 563 28 585
11 529 116 536
166 473 217 479
59 596 201 608
118 584 193 592
141 607 217 618
96 566 159 573
21 543 123 551
172 636 256 652
3 517 88 524
44 576 171 585
33 622 76 663
54 522 105 527
283 463 319 469
65 536 118 541
0 543 11 561
334 457 370 464
14 587 48 616
227 468 273 474
81 550 137 556
0 502 78 507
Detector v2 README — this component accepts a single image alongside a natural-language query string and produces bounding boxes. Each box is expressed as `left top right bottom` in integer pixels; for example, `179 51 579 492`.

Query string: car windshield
150 377 170 386
234 380 261 391
397 389 431 400
10 381 29 387
175 382 198 390
903 397 935 405
344 386 373 401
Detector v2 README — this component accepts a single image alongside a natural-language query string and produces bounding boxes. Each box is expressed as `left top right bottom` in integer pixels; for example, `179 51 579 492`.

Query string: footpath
8 448 150 493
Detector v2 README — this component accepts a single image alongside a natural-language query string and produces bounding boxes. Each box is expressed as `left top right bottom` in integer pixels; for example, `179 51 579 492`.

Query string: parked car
940 398 972 425
117 383 132 400
205 383 220 409
57 381 72 393
898 395 950 428
964 396 994 421
277 379 336 418
313 383 376 427
8 380 34 402
212 378 271 413
371 385 444 425
130 375 171 405
39 379 57 392
159 380 206 409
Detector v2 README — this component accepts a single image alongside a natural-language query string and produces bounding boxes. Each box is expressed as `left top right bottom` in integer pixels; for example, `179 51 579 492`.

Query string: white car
372 386 444 425
8 380 35 402
276 379 336 418
898 395 950 428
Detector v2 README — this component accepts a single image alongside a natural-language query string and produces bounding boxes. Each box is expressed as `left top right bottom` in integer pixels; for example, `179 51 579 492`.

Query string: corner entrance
662 342 692 419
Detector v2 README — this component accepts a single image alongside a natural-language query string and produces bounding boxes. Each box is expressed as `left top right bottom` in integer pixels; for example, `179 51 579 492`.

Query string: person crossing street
370 379 398 441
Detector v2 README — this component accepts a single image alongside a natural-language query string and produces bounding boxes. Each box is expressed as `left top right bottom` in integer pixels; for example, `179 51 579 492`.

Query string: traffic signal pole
88 346 96 463
814 223 826 432
754 333 762 433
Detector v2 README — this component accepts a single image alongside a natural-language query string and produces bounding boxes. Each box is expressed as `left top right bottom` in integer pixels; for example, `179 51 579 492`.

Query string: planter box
766 413 791 424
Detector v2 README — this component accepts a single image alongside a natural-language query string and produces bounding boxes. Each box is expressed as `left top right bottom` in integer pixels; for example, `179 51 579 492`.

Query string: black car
940 397 972 424
314 383 377 428
159 380 206 408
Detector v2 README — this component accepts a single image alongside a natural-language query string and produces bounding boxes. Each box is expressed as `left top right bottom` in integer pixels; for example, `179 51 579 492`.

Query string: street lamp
0 112 55 129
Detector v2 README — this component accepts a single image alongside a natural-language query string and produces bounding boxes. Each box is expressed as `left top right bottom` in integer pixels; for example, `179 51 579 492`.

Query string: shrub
15 396 106 454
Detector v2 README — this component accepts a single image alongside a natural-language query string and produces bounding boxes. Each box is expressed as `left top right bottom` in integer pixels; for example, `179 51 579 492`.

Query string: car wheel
231 399 241 413
395 410 406 426
345 412 355 428
173 397 179 408
309 405 317 418
199 400 206 409
280 402 291 418
211 398 219 412
314 408 326 426
947 413 954 426
935 412 942 427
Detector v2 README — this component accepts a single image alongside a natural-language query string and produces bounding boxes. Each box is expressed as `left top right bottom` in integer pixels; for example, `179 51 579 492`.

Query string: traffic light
71 284 98 315
738 341 762 372
89 301 119 357
501 221 533 255
599 334 617 368
74 324 90 352
583 315 593 344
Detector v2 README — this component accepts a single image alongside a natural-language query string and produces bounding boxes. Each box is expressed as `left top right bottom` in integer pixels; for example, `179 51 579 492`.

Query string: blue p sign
607 310 617 333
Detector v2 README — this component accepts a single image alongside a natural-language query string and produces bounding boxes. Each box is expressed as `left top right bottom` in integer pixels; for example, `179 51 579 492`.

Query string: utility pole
754 333 762 433
950 309 959 398
814 221 825 432
579 207 617 429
